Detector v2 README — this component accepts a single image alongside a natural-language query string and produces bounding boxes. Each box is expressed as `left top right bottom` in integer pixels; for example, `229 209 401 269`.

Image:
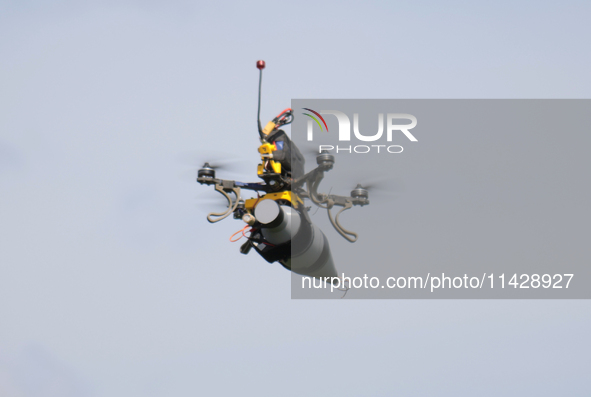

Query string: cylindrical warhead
253 199 337 279
286 223 337 279
254 199 300 245
254 199 284 229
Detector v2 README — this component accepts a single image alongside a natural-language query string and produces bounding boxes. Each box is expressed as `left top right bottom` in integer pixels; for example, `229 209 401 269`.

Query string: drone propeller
177 151 249 170
350 175 404 193
346 177 404 206
177 151 251 182
299 145 330 161
201 160 246 172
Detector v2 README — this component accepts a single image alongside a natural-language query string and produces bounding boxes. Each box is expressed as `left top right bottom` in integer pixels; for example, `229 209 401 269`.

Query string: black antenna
256 60 265 139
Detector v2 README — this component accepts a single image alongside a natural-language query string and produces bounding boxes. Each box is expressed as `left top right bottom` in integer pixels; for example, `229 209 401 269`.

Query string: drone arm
303 169 332 209
234 181 270 192
326 200 358 243
292 162 328 190
207 184 241 223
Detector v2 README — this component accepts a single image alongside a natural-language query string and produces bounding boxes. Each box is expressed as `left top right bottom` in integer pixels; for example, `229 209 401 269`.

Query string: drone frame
197 148 369 242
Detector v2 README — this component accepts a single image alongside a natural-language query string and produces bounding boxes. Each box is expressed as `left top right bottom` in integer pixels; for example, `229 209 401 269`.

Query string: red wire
275 108 292 119
230 225 251 242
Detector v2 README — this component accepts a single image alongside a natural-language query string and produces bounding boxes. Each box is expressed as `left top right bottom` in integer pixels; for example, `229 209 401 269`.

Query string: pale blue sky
1 1 590 396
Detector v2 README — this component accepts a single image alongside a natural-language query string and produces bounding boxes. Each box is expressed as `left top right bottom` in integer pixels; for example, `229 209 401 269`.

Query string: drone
196 60 370 279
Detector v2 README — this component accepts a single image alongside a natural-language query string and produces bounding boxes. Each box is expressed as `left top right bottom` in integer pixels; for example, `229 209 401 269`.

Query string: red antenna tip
256 60 266 70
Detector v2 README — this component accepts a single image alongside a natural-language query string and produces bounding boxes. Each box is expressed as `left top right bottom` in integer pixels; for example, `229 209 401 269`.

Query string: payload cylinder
254 199 337 279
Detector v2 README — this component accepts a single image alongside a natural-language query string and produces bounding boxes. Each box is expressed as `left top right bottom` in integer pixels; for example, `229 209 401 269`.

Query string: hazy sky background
1 1 590 396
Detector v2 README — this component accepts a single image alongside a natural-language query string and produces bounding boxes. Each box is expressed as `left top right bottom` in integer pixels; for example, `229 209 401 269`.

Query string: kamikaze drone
197 60 369 279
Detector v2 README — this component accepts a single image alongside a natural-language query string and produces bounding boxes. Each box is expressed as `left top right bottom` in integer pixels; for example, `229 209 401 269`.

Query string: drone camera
234 200 247 219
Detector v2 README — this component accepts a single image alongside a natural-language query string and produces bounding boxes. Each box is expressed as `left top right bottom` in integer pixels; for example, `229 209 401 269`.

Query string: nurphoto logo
303 108 418 154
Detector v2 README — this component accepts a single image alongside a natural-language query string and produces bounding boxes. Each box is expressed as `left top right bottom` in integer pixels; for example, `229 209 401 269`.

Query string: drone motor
197 163 216 179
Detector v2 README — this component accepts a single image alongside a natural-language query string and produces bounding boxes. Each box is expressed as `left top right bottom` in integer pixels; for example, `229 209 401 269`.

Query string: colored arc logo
302 108 329 132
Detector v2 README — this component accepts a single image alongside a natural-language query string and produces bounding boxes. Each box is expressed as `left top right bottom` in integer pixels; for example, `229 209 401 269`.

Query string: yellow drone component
244 191 303 212
258 143 274 155
256 161 281 176
257 143 282 175
262 121 276 135
257 162 281 176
